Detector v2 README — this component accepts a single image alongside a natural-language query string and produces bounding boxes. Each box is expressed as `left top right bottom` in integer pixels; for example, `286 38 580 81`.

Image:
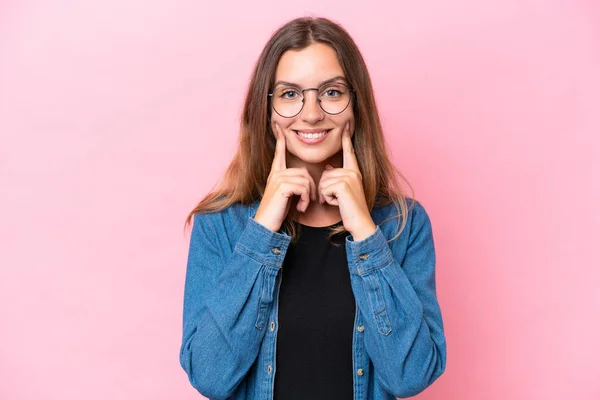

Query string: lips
294 129 332 136
294 128 332 134
293 129 332 145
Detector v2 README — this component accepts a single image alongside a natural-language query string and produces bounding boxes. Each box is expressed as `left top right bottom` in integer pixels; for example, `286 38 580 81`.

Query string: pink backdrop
1 1 599 399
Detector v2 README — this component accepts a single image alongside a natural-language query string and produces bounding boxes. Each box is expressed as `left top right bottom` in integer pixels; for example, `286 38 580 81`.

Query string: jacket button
270 321 275 331
357 325 364 332
357 368 364 376
359 254 369 260
267 364 273 374
272 247 281 255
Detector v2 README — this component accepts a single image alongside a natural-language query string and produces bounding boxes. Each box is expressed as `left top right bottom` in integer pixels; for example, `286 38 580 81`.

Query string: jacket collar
245 198 388 224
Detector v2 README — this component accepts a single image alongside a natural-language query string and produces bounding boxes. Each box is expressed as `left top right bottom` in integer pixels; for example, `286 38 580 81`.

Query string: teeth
297 130 328 139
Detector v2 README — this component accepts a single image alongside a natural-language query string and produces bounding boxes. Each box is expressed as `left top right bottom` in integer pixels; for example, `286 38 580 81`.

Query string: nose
300 89 325 124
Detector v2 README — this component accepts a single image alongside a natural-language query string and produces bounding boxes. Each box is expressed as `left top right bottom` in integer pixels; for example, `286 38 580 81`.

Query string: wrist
351 222 377 242
253 214 280 233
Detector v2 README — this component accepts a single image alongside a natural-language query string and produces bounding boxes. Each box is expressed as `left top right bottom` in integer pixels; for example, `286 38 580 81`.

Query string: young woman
179 17 446 400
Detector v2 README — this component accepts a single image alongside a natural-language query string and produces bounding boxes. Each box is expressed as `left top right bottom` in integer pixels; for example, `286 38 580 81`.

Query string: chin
291 150 336 164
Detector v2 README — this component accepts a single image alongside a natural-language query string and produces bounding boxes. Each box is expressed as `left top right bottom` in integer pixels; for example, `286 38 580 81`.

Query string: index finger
271 122 287 171
342 121 359 172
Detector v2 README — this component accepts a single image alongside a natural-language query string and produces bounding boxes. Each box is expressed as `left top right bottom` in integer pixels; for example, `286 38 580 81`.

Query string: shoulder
191 200 260 238
373 197 433 243
372 196 428 223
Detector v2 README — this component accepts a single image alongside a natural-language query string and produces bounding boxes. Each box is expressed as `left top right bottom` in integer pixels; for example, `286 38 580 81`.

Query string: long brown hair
184 16 415 244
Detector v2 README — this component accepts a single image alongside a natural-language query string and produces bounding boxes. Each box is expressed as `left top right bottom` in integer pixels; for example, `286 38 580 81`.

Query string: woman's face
270 42 355 166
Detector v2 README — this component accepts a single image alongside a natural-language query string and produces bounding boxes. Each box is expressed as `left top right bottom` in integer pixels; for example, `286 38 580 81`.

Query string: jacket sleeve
345 201 447 398
179 212 291 400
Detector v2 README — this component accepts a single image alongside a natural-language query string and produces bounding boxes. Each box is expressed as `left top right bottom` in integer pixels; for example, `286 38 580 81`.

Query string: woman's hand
318 122 377 241
254 122 318 233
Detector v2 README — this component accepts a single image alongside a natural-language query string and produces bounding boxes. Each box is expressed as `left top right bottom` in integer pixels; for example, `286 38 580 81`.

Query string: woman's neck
286 152 343 187
286 152 344 226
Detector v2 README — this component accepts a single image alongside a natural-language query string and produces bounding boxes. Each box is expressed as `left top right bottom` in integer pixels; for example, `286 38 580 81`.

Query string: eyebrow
274 75 348 89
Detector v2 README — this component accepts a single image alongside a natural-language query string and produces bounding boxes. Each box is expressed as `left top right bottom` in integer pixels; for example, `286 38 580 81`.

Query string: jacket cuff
235 217 291 267
346 226 394 276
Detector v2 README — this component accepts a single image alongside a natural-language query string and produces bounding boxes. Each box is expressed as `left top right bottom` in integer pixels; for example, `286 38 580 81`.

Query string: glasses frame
267 82 356 118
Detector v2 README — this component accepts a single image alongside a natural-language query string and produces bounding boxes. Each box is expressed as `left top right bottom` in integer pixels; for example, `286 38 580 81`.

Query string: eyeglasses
267 82 355 118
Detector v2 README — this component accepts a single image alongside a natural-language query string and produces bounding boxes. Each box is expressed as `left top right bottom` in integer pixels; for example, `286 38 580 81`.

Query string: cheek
339 108 354 124
270 114 291 129
270 116 289 136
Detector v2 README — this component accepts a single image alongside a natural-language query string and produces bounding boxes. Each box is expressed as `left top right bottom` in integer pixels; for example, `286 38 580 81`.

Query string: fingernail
326 164 332 169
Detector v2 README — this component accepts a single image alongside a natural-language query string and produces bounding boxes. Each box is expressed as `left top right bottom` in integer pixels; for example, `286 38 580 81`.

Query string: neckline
298 220 343 229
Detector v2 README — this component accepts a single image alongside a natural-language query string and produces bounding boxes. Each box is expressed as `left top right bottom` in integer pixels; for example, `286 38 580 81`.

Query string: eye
324 89 342 97
280 89 300 99
320 84 347 98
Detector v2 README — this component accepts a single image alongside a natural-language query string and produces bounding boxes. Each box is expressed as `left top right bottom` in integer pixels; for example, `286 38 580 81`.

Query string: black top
273 222 355 400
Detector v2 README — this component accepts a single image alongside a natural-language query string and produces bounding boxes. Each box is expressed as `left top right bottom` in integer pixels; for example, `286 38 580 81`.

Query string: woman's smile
293 128 333 144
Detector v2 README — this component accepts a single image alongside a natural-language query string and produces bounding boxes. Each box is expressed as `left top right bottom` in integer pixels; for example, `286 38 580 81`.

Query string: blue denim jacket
180 198 446 399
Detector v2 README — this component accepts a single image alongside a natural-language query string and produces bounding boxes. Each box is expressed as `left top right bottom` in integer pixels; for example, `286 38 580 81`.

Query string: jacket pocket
255 266 279 330
362 271 392 335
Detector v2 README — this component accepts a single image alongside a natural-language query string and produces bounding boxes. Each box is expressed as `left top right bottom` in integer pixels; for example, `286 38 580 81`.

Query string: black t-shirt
273 221 355 399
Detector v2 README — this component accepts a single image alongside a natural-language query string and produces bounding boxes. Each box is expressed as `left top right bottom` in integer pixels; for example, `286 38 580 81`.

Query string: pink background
1 1 599 399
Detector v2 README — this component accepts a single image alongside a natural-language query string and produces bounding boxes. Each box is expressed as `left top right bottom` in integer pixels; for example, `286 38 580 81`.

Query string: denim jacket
179 198 447 399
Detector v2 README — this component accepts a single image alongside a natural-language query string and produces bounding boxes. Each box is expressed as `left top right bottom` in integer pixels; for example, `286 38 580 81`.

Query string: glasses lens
319 83 351 114
271 83 351 117
272 87 303 118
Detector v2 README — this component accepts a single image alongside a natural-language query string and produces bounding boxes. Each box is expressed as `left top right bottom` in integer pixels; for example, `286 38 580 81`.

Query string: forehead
274 42 345 86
